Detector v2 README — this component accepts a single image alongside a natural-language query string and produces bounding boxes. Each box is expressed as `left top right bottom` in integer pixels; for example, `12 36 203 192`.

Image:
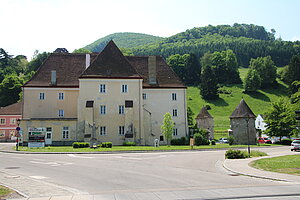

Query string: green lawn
0 185 12 198
187 68 288 132
250 155 300 175
17 144 277 152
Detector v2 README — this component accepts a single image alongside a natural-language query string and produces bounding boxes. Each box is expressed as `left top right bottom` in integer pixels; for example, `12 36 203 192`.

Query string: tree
211 50 241 84
281 54 300 85
244 69 261 92
264 98 297 140
26 51 49 73
248 56 277 88
161 112 175 145
0 74 24 107
187 107 194 126
72 48 92 53
199 63 219 100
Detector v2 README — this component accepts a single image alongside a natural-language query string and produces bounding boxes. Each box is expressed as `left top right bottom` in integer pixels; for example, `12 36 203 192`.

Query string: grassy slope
187 68 289 132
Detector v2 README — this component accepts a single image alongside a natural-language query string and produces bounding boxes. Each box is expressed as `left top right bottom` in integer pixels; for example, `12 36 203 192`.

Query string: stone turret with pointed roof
230 99 256 119
195 107 214 139
229 99 256 145
80 40 142 79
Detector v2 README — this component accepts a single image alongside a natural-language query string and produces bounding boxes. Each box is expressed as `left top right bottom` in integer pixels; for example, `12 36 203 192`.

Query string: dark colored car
257 137 272 144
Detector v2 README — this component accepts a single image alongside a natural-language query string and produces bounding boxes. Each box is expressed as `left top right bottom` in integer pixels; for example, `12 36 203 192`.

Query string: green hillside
187 68 289 131
84 32 164 52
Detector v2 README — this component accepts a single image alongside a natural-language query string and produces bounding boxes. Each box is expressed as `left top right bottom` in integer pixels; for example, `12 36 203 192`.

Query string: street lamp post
246 116 250 157
16 119 21 151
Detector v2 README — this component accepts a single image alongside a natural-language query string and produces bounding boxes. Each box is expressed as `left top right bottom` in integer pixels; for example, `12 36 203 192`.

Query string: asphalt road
0 146 300 199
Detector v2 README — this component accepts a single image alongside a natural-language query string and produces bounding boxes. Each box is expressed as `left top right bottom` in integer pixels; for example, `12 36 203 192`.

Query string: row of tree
0 48 49 107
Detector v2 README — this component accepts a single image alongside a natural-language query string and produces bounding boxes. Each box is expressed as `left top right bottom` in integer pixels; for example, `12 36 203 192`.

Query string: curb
0 183 29 199
222 159 289 182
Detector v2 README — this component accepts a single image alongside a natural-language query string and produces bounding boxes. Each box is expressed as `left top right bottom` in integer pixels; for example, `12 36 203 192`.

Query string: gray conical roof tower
230 99 256 119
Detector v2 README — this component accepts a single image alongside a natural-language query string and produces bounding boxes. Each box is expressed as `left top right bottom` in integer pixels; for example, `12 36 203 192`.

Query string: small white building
255 114 267 131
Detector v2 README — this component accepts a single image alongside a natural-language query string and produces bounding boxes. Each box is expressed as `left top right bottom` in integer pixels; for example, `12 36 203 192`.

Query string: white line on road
29 175 47 179
29 160 73 167
67 154 95 159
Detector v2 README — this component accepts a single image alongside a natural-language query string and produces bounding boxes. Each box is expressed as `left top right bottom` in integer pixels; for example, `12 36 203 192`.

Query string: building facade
0 102 22 141
21 41 187 146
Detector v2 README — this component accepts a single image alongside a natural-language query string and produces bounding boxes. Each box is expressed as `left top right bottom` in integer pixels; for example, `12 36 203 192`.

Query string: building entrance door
45 132 52 145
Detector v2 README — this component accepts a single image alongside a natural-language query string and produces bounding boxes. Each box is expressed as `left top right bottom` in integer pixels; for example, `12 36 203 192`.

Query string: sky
1 0 300 60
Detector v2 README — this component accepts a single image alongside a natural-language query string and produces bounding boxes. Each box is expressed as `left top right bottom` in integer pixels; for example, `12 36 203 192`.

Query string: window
173 128 178 136
100 126 106 136
122 84 128 93
119 126 125 135
10 118 16 125
39 93 45 100
119 105 124 115
173 109 178 117
0 131 5 137
46 127 52 132
100 105 106 115
0 118 6 125
142 93 147 100
125 100 133 108
46 132 51 139
160 135 164 141
99 84 106 93
172 93 177 101
62 127 69 139
58 92 64 100
58 109 64 117
9 130 15 137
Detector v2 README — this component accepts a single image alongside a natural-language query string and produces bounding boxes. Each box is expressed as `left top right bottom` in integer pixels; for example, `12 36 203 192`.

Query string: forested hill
129 24 300 67
84 32 164 52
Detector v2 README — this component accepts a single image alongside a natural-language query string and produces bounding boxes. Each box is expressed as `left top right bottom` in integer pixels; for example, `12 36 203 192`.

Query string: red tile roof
23 40 185 88
0 102 22 115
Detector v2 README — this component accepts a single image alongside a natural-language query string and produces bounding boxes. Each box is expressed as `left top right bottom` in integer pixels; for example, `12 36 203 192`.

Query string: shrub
280 139 293 145
123 142 136 146
101 142 112 148
225 149 248 159
72 142 79 148
171 137 187 145
211 140 216 145
194 133 209 146
72 142 90 148
228 136 235 145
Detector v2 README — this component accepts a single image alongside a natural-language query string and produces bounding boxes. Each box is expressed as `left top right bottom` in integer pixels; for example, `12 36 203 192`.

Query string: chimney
51 70 57 85
86 54 90 69
148 56 157 85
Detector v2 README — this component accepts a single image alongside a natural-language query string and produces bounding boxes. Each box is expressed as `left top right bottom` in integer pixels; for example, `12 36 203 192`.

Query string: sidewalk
223 151 300 183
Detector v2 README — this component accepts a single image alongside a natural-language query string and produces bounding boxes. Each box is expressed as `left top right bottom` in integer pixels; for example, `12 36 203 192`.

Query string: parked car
257 137 272 144
219 138 228 143
291 140 300 151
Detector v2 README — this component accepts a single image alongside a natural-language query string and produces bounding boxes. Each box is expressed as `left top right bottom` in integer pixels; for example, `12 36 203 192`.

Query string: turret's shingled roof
230 99 256 118
195 107 213 119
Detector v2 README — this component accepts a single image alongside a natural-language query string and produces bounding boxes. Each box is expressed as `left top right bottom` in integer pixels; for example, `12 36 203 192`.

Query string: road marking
29 160 73 167
29 175 47 179
67 154 95 159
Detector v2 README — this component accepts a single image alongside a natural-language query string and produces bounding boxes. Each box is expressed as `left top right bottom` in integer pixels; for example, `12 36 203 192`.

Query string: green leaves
161 112 175 145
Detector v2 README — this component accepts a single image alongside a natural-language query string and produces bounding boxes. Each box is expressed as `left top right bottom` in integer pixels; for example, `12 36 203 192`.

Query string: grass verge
250 155 300 175
17 144 278 152
0 185 12 198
